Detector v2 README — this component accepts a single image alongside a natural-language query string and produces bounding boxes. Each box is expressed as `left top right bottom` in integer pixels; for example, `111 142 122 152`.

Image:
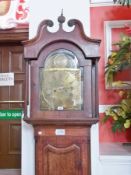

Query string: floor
0 169 20 175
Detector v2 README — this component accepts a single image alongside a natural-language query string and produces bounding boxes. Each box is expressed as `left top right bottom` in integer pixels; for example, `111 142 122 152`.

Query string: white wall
99 156 131 175
91 124 131 175
91 124 100 175
29 0 90 39
22 1 90 175
22 121 35 175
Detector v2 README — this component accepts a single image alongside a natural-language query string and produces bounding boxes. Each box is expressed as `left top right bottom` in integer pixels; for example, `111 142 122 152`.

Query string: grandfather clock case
24 14 100 175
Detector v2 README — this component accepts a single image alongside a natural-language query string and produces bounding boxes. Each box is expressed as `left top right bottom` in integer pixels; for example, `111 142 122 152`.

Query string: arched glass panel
40 49 83 111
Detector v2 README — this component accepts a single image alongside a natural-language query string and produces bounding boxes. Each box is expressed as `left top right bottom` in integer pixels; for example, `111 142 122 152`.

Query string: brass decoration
40 49 83 110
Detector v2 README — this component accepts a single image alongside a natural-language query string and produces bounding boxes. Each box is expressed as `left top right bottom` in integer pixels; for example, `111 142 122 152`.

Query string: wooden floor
0 169 20 175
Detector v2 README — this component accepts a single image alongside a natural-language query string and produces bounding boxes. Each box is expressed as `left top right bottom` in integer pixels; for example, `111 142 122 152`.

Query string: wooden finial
58 9 65 25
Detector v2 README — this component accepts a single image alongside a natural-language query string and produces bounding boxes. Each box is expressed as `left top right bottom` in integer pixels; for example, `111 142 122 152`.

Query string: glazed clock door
40 49 83 111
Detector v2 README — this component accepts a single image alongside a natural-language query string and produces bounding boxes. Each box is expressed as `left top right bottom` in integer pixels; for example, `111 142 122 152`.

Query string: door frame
0 26 28 175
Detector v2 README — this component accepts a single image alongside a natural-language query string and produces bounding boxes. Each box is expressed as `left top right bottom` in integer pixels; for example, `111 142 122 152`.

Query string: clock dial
40 49 83 110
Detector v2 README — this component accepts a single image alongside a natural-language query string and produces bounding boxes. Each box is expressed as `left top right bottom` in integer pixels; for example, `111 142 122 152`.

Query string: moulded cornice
24 14 101 59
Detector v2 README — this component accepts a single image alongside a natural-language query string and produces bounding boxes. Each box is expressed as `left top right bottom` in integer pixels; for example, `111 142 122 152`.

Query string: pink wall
90 6 131 142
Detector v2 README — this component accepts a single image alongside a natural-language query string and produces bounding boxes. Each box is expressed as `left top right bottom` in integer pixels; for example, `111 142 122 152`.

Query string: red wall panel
90 6 131 142
91 6 131 105
99 113 131 142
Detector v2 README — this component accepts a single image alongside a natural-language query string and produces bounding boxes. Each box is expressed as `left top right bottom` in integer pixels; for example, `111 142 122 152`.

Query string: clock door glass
40 49 83 110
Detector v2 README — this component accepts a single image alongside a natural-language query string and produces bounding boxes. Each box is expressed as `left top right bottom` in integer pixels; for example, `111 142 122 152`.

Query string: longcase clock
23 14 101 175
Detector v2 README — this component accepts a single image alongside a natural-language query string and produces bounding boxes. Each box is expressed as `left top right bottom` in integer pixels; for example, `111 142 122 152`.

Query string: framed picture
90 0 113 4
0 0 29 29
104 20 131 89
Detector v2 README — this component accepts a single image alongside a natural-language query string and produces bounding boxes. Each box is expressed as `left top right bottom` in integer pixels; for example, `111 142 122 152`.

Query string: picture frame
104 20 131 89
